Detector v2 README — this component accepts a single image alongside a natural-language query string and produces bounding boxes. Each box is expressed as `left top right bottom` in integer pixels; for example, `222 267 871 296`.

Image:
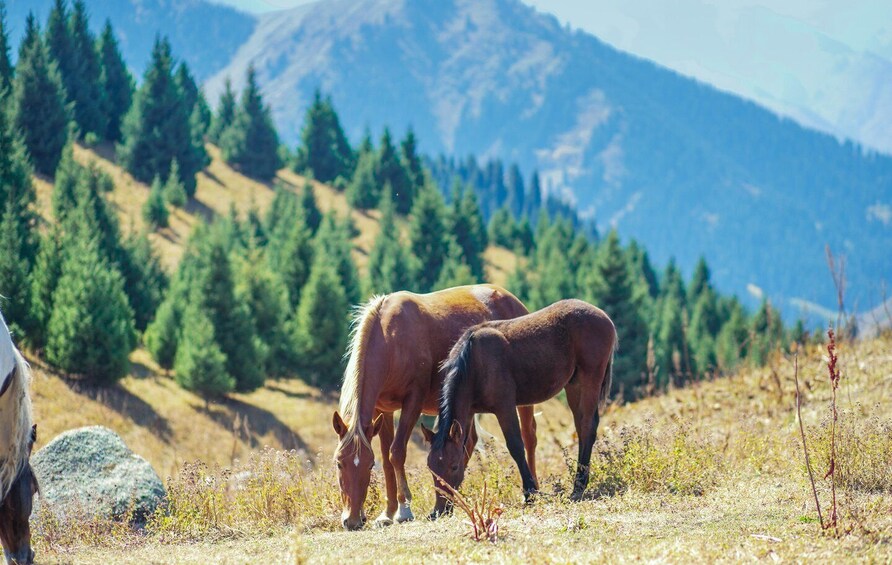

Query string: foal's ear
332 411 348 438
420 422 434 444
366 414 384 439
448 420 463 443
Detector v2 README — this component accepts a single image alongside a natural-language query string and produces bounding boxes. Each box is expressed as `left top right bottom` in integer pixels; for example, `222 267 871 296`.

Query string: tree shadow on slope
62 378 174 442
201 397 310 454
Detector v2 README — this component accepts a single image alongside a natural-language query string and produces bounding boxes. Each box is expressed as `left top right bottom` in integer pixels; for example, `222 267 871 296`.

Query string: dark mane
433 328 476 449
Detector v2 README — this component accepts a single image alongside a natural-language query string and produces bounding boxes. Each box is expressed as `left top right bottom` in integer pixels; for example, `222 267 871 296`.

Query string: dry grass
27 335 892 563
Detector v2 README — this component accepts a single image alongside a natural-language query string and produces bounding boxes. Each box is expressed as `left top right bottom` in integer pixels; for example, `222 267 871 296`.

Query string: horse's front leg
390 394 423 523
375 412 398 527
518 405 539 490
494 404 538 501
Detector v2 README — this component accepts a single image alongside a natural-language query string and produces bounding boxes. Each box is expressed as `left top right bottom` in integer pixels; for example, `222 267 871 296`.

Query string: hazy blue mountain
7 0 256 79
206 0 892 321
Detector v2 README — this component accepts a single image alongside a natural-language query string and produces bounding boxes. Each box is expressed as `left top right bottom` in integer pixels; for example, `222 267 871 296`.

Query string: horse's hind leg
518 405 539 489
565 371 601 501
375 412 398 527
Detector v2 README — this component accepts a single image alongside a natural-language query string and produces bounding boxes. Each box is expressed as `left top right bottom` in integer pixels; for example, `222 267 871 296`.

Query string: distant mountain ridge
205 0 892 320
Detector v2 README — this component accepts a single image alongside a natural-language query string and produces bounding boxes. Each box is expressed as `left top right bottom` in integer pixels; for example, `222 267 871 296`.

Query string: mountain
525 0 892 156
204 0 892 321
7 0 256 79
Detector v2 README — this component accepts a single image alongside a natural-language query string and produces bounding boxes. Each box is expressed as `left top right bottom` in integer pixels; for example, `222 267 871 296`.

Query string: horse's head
0 425 37 565
422 420 466 519
332 411 383 531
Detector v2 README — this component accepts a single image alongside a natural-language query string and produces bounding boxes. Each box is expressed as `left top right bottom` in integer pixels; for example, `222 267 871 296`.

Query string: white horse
0 311 36 565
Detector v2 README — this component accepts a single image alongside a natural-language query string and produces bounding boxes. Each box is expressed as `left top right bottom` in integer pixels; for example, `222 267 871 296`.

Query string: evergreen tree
687 256 712 304
507 164 525 219
118 36 204 196
208 77 236 144
749 300 784 366
0 1 12 92
97 20 133 142
45 0 74 97
51 144 79 221
585 230 649 399
716 299 748 372
174 298 234 403
525 171 542 218
294 90 353 183
267 201 314 309
435 237 476 289
29 225 64 349
12 14 71 176
143 176 169 229
299 181 322 234
118 231 167 332
376 128 410 213
293 256 348 387
144 284 183 371
345 150 379 209
655 293 688 386
219 65 281 180
408 184 449 292
314 213 361 305
0 85 37 264
365 187 412 295
399 128 424 214
164 159 187 207
448 181 487 281
0 202 31 337
174 62 210 135
65 0 106 138
235 247 294 377
46 235 136 384
689 288 720 375
264 184 298 238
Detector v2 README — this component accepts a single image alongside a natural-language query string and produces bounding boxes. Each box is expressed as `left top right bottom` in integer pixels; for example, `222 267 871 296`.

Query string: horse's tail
599 327 618 411
434 329 475 449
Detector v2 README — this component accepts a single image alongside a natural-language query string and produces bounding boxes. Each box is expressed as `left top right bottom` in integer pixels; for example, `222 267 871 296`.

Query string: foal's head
422 420 467 518
332 412 383 531
0 425 38 565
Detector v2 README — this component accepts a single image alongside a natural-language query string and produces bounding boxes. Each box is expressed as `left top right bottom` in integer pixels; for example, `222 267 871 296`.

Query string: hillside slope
207 0 892 319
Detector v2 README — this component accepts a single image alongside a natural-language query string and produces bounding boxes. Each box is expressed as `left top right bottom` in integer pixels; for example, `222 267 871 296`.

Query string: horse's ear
449 420 463 443
420 422 434 444
332 411 348 438
366 414 384 439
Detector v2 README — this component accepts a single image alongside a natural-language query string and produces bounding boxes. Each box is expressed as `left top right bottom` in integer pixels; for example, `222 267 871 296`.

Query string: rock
31 426 165 523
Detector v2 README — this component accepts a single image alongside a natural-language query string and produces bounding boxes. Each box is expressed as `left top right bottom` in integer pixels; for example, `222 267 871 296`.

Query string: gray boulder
31 426 165 523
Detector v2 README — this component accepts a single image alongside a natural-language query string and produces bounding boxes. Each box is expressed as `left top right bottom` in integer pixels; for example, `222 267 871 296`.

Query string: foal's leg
565 374 601 501
518 405 539 489
463 416 479 466
390 393 423 522
494 405 538 501
375 412 398 526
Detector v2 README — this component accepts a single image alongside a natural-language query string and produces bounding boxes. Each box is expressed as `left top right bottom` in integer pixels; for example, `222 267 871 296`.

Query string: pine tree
687 256 712 305
448 181 487 281
749 300 784 366
299 181 322 234
118 36 203 196
174 298 234 403
12 14 71 176
0 1 12 92
264 184 298 238
46 235 136 384
365 187 412 295
507 164 525 219
0 202 31 337
294 90 353 182
29 225 64 349
174 62 210 135
376 128 410 213
435 237 476 290
143 176 169 229
408 184 449 292
45 0 74 97
293 256 348 387
716 299 748 372
399 128 424 214
0 85 37 264
689 288 720 375
314 213 361 305
487 206 517 249
655 293 687 387
51 144 79 221
65 1 106 138
208 77 236 144
585 230 648 400
117 231 167 332
144 284 183 371
346 150 379 210
235 247 294 377
97 20 133 142
219 65 281 180
164 159 187 207
525 171 542 218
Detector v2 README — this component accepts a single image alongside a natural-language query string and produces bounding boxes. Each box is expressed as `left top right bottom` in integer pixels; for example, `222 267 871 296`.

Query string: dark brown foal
426 299 616 502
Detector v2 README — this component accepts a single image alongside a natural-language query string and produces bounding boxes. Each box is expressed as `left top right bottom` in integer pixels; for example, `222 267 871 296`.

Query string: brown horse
424 299 616 505
0 313 38 565
332 284 538 530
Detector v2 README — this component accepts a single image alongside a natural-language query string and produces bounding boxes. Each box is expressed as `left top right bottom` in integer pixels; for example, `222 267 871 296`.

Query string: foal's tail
599 327 618 411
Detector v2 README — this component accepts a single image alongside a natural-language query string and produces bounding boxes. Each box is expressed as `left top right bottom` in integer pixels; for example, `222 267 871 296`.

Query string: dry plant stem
825 246 847 335
793 353 825 529
433 474 504 542
826 328 840 535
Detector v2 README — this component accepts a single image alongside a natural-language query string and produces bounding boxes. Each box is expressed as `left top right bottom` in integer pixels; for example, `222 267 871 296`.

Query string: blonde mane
0 317 33 501
336 295 387 455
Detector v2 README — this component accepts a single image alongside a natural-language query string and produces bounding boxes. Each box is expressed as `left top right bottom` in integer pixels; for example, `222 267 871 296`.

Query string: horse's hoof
374 512 394 528
570 490 584 502
523 489 540 504
395 503 415 523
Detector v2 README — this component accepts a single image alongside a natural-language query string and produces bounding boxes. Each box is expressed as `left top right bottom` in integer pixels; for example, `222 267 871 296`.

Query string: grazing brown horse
0 313 38 565
425 299 616 506
332 285 538 530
